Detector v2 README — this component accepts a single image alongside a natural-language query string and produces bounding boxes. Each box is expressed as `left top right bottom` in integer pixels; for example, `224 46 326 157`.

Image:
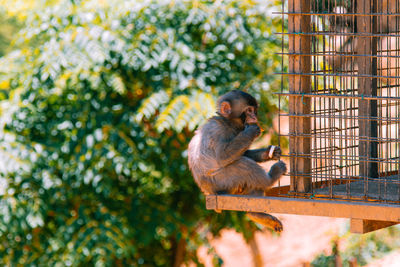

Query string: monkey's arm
215 124 260 167
244 146 281 162
244 149 267 162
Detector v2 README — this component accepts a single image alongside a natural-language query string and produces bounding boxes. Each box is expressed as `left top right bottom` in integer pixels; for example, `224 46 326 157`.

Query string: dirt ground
366 250 400 267
198 215 347 267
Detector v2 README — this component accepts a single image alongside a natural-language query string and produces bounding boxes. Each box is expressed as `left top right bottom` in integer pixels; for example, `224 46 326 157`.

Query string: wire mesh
278 0 400 203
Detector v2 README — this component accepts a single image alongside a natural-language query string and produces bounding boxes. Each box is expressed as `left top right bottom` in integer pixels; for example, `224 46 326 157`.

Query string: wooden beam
350 219 398 234
357 0 378 179
288 0 312 192
206 195 400 222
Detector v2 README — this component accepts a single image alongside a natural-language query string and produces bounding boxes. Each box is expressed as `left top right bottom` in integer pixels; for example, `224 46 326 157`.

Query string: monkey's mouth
241 112 264 132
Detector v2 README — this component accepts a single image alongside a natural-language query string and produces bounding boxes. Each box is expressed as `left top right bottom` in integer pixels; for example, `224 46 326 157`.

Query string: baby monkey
188 90 287 232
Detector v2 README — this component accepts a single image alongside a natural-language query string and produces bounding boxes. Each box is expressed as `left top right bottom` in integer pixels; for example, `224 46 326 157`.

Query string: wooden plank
264 185 290 196
206 194 217 210
357 0 378 179
350 219 398 234
288 0 312 192
206 195 400 222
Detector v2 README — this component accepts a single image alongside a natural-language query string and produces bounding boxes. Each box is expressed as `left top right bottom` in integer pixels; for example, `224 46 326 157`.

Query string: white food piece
269 145 275 159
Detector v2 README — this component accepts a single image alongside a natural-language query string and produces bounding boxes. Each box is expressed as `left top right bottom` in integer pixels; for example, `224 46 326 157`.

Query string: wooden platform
206 194 400 233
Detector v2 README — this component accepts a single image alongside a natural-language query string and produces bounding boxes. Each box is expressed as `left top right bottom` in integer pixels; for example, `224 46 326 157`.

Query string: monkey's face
220 100 258 128
218 90 259 129
242 106 258 125
231 98 258 127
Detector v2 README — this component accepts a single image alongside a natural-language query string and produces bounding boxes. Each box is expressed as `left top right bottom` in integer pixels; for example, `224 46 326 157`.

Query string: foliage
312 254 336 267
340 225 400 266
0 0 284 265
312 225 400 267
311 239 339 267
0 11 20 57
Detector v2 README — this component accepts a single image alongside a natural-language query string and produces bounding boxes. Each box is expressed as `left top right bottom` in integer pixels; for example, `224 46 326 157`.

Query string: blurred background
0 0 400 266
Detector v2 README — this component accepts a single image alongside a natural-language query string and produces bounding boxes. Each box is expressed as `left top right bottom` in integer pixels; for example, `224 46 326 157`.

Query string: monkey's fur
188 90 287 232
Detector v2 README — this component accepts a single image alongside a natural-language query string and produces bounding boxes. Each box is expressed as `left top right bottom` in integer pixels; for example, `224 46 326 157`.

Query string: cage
206 0 400 233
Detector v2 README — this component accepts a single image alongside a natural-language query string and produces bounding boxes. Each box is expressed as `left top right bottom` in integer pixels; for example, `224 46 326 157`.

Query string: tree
0 10 20 57
0 0 284 265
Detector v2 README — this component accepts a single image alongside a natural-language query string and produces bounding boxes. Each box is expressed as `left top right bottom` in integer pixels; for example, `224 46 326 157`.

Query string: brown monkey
188 90 287 232
327 1 400 81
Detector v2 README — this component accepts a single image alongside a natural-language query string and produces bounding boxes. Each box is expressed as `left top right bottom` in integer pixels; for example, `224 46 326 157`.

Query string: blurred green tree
312 225 400 266
0 11 20 57
0 0 284 265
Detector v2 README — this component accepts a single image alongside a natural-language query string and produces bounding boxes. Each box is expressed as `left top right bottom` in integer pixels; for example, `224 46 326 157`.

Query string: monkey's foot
247 212 283 232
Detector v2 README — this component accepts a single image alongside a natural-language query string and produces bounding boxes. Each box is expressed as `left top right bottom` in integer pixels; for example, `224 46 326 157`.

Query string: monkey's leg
245 190 283 232
246 212 283 232
213 157 286 195
213 158 286 232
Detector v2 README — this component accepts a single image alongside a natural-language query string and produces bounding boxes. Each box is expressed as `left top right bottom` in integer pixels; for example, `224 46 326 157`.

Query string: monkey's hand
244 123 261 138
261 145 282 161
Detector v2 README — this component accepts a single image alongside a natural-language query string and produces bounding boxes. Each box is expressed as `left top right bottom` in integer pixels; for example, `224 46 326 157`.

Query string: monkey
326 1 400 83
188 90 287 232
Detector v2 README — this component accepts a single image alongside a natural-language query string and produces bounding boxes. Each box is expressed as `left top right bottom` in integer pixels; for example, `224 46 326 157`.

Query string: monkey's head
217 90 258 128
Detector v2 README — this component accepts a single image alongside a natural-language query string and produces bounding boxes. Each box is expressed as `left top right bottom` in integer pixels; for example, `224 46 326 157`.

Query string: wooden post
288 0 312 192
357 0 378 179
350 219 398 234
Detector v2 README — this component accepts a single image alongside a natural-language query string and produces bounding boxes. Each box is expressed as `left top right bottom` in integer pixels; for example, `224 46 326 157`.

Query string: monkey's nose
246 115 258 124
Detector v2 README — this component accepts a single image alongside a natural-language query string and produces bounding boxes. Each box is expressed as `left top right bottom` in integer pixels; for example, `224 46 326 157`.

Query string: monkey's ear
220 101 231 117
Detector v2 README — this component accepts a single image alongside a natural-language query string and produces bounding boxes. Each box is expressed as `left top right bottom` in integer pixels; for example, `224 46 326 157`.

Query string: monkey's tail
246 212 283 232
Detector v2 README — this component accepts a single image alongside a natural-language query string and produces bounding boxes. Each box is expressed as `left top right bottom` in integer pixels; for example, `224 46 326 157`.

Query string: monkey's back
188 119 219 176
188 117 238 193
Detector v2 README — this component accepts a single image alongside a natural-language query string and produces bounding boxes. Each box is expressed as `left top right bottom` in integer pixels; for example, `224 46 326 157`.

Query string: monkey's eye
246 106 256 114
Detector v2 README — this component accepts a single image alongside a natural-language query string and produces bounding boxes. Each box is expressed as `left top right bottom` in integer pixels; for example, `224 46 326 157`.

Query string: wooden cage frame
206 0 400 234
